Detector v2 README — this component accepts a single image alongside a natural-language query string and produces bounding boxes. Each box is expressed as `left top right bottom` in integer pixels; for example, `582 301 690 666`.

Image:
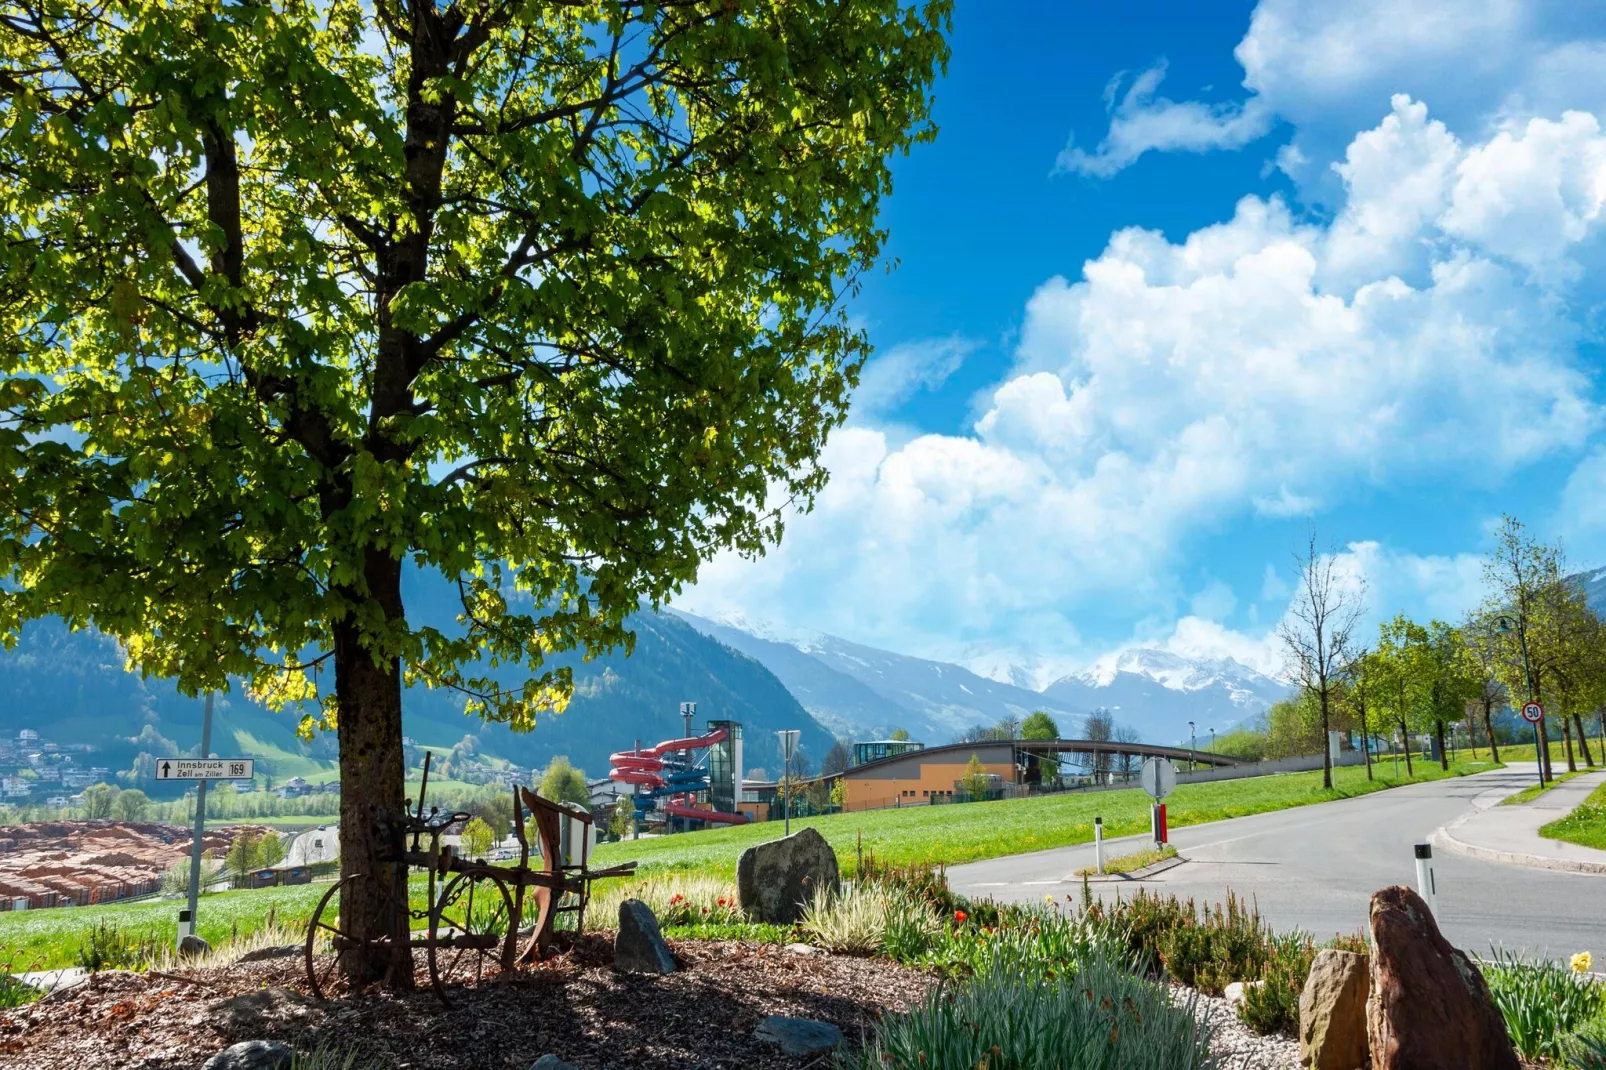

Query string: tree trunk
1319 686 1332 789
1561 714 1577 773
334 549 412 989
1482 698 1500 765
1400 719 1414 777
1436 719 1448 771
1361 702 1373 781
1571 714 1594 767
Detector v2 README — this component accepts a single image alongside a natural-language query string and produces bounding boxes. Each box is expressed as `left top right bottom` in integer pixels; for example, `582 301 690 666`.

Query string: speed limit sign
1521 702 1544 724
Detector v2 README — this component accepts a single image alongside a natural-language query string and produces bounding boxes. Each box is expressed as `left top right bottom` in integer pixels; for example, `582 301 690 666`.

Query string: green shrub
75 920 161 973
1565 1020 1606 1070
849 948 1220 1069
1482 948 1606 1063
912 901 1130 982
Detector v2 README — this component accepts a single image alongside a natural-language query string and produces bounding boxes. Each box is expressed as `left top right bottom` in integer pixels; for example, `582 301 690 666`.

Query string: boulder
754 1015 843 1056
201 1040 294 1070
614 899 676 975
736 827 839 924
1366 885 1519 1070
178 934 212 959
236 944 300 964
1224 980 1263 1007
1298 949 1369 1070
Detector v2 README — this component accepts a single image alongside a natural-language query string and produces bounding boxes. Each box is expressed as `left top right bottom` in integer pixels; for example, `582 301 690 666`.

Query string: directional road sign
155 758 254 781
1140 756 1176 800
1521 702 1544 724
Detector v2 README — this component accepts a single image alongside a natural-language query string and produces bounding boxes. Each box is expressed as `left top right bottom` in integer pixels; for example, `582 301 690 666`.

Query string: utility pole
180 691 213 949
1188 721 1196 772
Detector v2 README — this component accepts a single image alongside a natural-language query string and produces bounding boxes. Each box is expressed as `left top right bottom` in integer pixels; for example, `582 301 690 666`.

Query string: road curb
1075 854 1188 883
1430 819 1606 877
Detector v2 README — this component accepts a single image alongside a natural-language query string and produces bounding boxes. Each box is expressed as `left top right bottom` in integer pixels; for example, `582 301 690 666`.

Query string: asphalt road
947 765 1603 957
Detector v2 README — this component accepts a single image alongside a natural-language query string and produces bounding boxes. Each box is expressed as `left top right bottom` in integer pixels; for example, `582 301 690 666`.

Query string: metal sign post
1140 757 1175 849
777 730 800 836
181 692 213 949
1521 702 1545 789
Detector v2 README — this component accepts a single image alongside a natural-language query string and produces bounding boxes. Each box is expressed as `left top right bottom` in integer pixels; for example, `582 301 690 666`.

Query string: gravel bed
1180 987 1300 1070
0 938 932 1070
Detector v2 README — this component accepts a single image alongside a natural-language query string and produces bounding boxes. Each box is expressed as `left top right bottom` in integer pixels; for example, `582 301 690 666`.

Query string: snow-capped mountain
1042 648 1290 744
674 609 1292 748
673 610 1087 741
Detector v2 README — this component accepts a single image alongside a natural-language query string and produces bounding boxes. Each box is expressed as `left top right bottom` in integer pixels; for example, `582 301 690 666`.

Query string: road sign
1140 757 1176 800
1521 702 1544 724
156 758 254 781
777 729 800 762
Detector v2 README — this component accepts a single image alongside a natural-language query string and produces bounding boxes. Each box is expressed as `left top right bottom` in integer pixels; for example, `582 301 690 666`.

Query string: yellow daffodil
1571 951 1593 974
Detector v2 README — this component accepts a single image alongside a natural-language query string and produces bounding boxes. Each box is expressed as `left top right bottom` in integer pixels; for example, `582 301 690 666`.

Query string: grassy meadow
590 759 1497 878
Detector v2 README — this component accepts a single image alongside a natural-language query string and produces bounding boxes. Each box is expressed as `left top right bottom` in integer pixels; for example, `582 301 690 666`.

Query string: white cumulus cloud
681 97 1603 669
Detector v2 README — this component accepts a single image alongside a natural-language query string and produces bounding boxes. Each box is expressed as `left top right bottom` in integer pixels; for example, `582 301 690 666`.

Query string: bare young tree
1279 534 1367 790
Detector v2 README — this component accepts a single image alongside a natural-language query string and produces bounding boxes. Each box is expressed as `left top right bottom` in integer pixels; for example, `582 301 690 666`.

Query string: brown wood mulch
0 938 934 1070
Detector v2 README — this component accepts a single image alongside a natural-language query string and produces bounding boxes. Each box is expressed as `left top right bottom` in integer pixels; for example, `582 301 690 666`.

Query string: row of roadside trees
1281 516 1606 787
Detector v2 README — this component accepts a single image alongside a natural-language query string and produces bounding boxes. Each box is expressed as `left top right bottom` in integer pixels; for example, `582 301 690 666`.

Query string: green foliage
1482 948 1606 1063
224 829 264 885
960 753 991 797
79 783 117 820
1021 711 1060 740
1210 726 1267 762
608 794 635 839
538 756 591 808
460 816 495 859
75 920 161 973
852 949 1219 1070
110 788 150 821
1264 694 1324 760
889 729 911 742
1083 890 1366 1036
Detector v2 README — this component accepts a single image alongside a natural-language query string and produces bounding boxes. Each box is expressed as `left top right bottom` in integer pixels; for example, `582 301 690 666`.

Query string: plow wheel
428 870 515 1001
304 873 407 1000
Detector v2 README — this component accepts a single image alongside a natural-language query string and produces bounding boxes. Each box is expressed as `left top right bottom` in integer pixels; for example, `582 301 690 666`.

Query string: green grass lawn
1 758 1494 973
1494 740 1605 768
1501 769 1586 806
0 874 451 973
590 759 1497 879
1539 781 1606 852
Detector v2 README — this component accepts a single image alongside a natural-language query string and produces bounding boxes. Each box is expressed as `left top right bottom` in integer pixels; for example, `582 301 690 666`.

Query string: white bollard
1094 817 1104 875
1414 843 1438 916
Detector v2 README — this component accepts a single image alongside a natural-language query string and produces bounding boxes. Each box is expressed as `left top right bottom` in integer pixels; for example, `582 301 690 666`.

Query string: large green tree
0 1 949 987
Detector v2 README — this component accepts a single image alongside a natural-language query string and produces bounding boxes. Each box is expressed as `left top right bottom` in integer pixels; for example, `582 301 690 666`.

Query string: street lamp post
776 730 800 836
1210 727 1216 754
1496 614 1547 787
1188 721 1196 772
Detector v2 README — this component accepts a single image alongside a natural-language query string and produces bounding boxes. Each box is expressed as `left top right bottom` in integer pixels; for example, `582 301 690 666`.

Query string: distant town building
18 729 38 743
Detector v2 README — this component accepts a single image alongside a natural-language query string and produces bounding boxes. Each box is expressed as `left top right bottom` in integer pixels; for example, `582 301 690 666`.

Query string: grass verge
1502 769 1586 806
590 760 1497 880
1075 844 1177 877
1540 781 1606 852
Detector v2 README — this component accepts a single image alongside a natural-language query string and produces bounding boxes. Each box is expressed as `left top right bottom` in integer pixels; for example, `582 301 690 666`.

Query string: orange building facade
837 741 1017 812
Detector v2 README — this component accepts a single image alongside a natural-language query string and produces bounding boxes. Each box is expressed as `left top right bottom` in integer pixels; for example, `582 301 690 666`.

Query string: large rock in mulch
754 1015 843 1056
736 826 840 924
528 1057 579 1070
235 944 300 964
178 934 211 958
614 899 676 975
200 1040 294 1070
1366 885 1520 1070
1298 948 1369 1070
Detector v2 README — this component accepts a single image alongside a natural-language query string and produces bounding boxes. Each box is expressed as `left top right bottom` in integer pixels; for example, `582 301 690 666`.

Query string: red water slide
608 726 729 769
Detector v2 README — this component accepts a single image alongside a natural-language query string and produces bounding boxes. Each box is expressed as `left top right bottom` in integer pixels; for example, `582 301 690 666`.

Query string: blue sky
679 0 1606 685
